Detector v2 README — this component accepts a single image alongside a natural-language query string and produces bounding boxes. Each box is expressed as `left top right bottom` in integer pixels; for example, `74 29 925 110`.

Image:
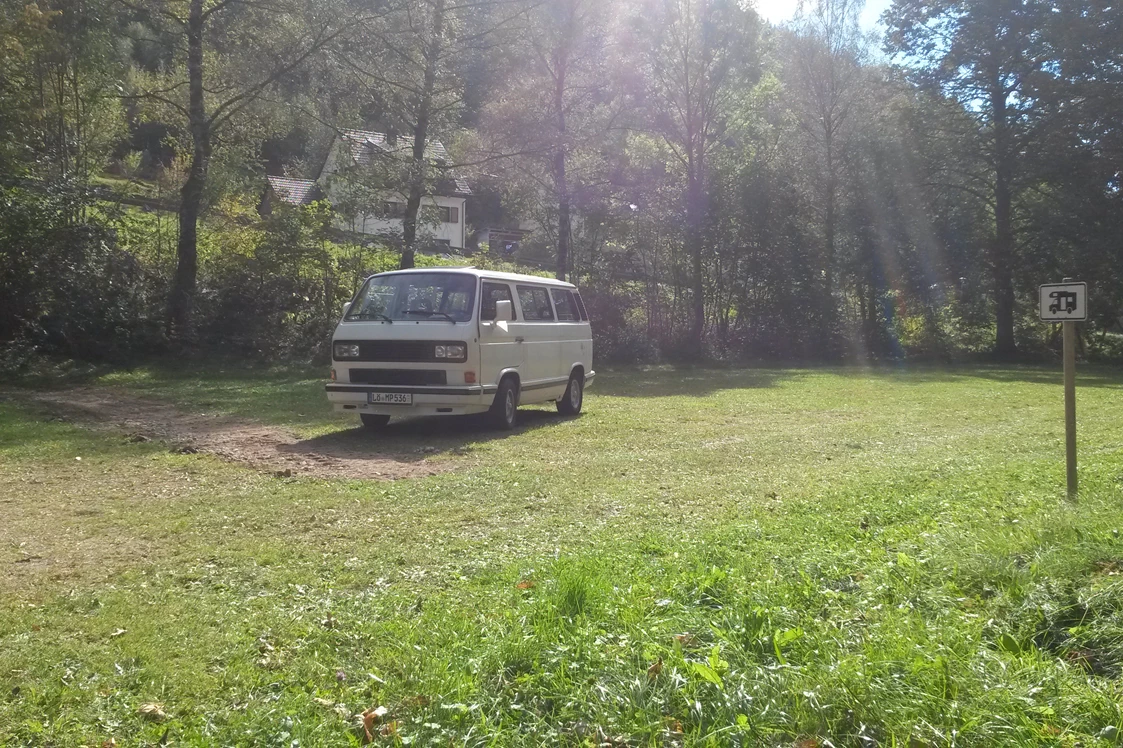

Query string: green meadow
2 365 1123 746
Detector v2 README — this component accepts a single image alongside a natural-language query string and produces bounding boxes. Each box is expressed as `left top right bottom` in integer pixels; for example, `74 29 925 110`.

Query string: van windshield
346 272 476 323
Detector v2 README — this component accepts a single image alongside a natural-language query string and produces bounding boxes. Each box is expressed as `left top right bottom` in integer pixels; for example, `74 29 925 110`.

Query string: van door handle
515 336 525 343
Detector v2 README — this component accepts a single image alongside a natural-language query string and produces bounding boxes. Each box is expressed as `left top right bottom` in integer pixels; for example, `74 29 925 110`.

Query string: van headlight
334 343 360 359
434 343 467 361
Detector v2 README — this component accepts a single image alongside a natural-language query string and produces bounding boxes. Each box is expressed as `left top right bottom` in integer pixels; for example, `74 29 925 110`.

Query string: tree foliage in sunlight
1 0 1122 363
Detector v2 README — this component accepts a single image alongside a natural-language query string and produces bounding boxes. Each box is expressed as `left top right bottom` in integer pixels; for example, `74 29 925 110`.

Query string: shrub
0 183 164 367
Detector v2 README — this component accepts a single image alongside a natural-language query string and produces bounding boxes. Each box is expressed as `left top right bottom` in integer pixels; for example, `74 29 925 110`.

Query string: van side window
516 285 555 321
551 288 578 321
480 281 516 320
572 291 589 321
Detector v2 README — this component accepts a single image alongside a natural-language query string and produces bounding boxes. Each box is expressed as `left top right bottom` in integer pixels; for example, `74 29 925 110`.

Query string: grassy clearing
2 365 1123 746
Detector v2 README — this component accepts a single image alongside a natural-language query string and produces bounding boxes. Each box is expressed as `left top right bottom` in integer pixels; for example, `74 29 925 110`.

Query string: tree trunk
991 74 1017 358
401 0 444 270
823 140 836 344
686 168 706 354
554 43 571 282
554 137 571 282
556 152 572 282
169 0 208 338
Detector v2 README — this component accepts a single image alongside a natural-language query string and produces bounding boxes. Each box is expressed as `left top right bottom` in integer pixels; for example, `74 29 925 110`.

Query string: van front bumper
325 383 492 416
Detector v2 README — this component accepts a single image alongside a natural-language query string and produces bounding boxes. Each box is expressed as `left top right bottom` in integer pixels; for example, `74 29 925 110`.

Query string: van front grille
348 369 448 386
335 340 439 362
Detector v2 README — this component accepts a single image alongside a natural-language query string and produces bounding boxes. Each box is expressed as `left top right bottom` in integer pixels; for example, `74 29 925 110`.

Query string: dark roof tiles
336 129 470 195
266 176 320 205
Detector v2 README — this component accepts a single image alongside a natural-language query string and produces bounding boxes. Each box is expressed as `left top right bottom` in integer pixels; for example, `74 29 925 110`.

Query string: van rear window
551 289 578 321
572 291 589 321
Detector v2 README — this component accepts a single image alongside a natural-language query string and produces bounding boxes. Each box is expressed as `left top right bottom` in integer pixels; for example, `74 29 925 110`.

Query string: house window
384 201 406 218
551 288 578 321
438 206 459 224
516 285 555 321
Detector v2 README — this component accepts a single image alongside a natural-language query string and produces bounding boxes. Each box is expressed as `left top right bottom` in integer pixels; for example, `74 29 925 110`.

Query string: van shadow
276 408 568 462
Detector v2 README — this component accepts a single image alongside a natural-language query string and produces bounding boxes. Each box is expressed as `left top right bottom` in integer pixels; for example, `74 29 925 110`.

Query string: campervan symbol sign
1039 282 1087 322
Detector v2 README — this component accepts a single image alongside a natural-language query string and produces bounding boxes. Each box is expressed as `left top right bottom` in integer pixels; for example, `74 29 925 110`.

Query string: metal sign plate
1039 282 1088 322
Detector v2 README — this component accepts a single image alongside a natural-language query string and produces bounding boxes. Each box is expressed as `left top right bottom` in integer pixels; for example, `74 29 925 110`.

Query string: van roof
371 266 578 289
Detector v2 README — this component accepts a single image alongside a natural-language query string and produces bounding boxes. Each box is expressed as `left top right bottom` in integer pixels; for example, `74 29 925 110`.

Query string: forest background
1 0 1121 367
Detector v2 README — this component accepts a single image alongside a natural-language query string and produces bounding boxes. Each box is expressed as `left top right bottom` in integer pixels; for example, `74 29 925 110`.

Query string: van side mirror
341 301 352 317
494 299 513 322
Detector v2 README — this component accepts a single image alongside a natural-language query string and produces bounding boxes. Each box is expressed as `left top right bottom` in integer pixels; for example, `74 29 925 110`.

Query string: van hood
333 320 475 341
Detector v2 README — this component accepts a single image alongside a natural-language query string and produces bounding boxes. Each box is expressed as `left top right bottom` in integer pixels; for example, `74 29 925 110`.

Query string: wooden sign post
1063 319 1077 498
1040 280 1087 499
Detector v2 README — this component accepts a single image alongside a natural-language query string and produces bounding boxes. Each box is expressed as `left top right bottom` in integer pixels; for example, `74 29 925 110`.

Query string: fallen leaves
595 727 630 746
516 579 535 590
1093 559 1122 576
647 657 663 679
137 702 167 721
358 705 390 744
313 696 354 720
256 637 281 669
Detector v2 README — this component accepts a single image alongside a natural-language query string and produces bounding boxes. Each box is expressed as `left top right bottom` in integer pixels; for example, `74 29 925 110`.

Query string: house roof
266 176 320 205
336 128 471 196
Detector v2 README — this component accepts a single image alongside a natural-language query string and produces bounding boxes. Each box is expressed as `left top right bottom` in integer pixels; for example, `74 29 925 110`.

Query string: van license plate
368 393 413 405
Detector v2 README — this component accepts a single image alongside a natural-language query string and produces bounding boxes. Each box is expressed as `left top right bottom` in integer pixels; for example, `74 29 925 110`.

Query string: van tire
556 371 584 415
489 377 519 430
360 413 391 430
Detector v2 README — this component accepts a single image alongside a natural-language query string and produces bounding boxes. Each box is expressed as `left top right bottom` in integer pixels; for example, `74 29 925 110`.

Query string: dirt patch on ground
24 387 451 480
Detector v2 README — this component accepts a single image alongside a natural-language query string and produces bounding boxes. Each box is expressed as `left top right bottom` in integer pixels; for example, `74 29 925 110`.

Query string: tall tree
121 0 354 337
629 0 758 350
787 0 866 341
1025 0 1123 327
339 0 517 269
482 0 615 280
0 0 123 186
886 0 1041 357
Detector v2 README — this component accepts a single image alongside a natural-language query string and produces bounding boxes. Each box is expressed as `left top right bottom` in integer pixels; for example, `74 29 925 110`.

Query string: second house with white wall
263 128 470 251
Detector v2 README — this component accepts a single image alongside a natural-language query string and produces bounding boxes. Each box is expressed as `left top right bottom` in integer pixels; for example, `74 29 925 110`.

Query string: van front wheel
489 378 519 430
360 413 391 430
556 372 584 416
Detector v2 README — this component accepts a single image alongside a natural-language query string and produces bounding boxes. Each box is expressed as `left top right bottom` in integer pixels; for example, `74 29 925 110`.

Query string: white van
326 268 594 430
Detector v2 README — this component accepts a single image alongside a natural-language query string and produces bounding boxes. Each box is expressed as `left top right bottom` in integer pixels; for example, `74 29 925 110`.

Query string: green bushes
4 183 1120 370
0 191 470 370
0 184 165 365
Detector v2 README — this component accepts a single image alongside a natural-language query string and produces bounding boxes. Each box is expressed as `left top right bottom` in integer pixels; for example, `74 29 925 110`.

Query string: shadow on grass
593 363 1123 398
594 367 803 398
278 408 573 461
874 364 1123 389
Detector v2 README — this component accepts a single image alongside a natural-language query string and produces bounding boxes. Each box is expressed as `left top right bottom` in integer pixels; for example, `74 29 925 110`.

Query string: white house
262 129 470 251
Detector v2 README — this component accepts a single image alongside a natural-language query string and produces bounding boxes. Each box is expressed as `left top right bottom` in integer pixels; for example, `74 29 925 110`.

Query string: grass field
2 364 1123 747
